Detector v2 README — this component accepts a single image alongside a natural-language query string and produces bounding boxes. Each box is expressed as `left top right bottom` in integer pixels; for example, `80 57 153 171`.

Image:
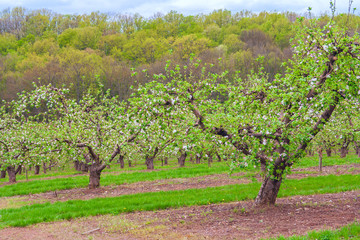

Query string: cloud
0 0 357 16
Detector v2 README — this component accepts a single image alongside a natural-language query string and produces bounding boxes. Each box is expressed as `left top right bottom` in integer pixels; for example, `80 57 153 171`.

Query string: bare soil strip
0 190 359 240
0 164 359 209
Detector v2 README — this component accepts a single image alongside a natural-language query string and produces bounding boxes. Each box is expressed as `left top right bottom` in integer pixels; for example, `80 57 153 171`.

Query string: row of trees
1 16 359 205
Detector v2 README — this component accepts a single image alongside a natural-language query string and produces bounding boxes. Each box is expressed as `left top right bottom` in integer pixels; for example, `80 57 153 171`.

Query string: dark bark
164 157 168 165
74 160 81 171
340 147 348 158
128 160 132 167
43 162 47 173
34 165 40 175
1 170 6 178
216 152 222 162
88 164 102 189
6 165 21 183
145 156 155 170
81 154 90 172
80 162 89 172
354 142 360 158
254 176 282 205
118 155 125 169
307 150 314 157
196 154 202 164
178 152 187 167
326 148 332 157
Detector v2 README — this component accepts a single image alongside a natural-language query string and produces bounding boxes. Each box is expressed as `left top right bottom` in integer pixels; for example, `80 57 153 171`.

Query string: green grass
294 154 359 168
266 221 360 239
0 158 187 183
0 174 359 228
0 162 240 197
1 154 358 184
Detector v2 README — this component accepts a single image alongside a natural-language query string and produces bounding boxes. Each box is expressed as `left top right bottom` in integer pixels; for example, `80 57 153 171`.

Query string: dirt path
0 164 359 209
0 190 359 240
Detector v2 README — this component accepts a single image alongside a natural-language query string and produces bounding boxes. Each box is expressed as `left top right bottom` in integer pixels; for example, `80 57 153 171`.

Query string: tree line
1 7 359 102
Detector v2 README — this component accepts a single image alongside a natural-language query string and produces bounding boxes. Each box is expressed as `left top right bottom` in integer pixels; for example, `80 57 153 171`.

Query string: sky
0 0 358 17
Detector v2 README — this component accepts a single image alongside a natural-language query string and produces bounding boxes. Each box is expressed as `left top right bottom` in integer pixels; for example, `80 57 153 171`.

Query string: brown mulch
0 164 359 209
0 190 359 240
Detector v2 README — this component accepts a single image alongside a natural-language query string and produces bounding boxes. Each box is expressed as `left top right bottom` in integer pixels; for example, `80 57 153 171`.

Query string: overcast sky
0 0 358 17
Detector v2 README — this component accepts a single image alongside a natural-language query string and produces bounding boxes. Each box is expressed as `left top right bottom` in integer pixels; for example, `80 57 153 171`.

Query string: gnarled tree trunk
43 162 47 173
146 156 155 170
118 155 125 169
1 170 6 178
88 164 103 189
255 176 282 205
34 165 40 175
74 160 81 171
7 165 21 183
196 154 202 164
178 151 187 167
340 147 348 158
326 148 332 157
80 162 89 172
216 152 222 162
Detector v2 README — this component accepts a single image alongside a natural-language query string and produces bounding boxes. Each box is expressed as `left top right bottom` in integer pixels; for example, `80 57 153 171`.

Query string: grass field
0 174 359 228
0 154 359 239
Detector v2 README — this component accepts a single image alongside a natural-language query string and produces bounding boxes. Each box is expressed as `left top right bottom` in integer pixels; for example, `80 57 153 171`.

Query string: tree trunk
34 165 40 175
318 148 323 172
216 153 222 162
254 176 282 205
325 148 332 157
196 154 202 164
88 165 102 189
1 170 6 178
128 160 132 167
308 150 314 157
74 160 81 171
7 166 18 183
118 155 125 169
43 162 47 173
208 153 213 167
80 162 89 172
178 152 187 167
164 157 168 165
146 156 155 170
340 147 348 158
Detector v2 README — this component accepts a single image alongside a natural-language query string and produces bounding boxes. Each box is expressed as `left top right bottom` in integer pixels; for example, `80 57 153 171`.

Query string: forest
1 7 359 102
